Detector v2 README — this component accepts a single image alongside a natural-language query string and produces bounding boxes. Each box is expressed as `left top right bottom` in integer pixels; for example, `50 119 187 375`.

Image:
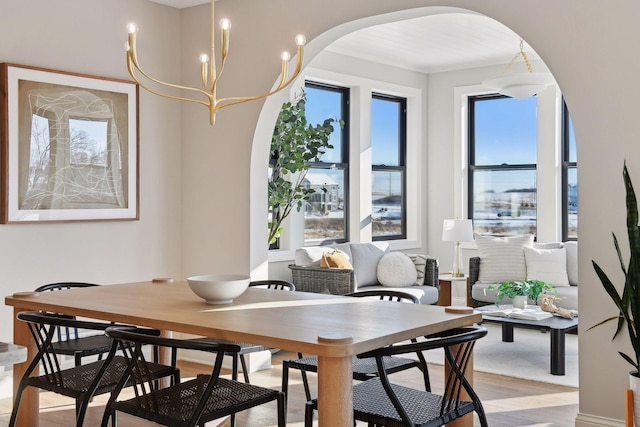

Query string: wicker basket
288 265 355 295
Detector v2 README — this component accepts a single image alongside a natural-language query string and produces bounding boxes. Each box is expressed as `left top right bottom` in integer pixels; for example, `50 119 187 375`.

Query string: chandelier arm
215 48 304 108
128 59 211 108
128 53 213 101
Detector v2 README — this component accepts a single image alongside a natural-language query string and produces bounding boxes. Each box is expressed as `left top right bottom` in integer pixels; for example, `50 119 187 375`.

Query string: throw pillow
377 252 418 287
524 246 570 287
406 254 428 286
476 234 534 284
350 242 389 286
320 249 353 269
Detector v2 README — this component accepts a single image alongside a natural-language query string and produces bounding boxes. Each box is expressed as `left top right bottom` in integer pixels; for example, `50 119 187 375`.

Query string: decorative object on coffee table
590 162 640 426
540 294 578 319
487 279 553 308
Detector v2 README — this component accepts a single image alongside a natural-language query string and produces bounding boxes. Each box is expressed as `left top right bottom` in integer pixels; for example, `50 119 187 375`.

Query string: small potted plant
487 279 553 309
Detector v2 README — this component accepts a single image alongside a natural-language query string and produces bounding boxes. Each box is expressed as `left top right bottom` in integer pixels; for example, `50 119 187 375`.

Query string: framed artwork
0 63 139 223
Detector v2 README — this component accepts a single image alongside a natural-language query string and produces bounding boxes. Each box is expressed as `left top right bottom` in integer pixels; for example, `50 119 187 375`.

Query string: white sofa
469 240 578 311
288 242 440 304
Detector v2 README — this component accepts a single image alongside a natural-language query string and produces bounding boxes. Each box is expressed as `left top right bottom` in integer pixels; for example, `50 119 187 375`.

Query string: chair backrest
345 289 420 304
104 325 240 426
358 326 487 424
16 311 117 385
249 280 295 291
34 282 100 342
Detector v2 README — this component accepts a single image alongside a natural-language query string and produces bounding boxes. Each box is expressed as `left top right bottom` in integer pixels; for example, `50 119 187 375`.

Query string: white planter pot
630 372 640 427
513 295 528 309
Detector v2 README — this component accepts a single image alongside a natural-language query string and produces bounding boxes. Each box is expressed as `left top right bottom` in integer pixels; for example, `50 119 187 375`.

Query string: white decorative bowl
187 274 251 304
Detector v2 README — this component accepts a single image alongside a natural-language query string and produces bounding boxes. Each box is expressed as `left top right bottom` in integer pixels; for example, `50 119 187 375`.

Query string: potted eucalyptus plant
268 92 342 247
591 162 640 425
488 279 552 308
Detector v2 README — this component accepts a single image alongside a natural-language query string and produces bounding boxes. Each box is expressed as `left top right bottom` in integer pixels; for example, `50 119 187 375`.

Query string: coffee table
475 305 578 375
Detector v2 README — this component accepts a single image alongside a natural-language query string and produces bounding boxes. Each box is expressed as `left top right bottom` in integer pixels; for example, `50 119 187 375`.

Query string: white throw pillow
476 234 534 284
350 242 389 286
377 252 418 287
524 246 570 287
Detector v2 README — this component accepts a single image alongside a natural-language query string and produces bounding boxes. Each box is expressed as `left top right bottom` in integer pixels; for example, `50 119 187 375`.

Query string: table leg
447 342 474 427
502 323 514 342
317 335 353 427
13 305 38 427
550 329 566 375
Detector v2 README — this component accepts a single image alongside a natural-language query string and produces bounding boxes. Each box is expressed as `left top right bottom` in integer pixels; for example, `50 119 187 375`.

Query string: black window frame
304 81 350 246
562 100 577 241
371 92 407 241
467 93 538 237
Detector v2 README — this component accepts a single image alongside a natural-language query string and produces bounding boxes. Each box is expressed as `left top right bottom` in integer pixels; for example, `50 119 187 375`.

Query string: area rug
422 322 578 388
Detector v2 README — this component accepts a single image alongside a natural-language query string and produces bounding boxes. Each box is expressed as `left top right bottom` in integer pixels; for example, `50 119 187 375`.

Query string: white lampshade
442 219 474 243
483 72 554 99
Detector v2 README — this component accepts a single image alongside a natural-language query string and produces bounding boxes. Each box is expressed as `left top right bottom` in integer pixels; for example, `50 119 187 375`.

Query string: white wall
0 0 183 341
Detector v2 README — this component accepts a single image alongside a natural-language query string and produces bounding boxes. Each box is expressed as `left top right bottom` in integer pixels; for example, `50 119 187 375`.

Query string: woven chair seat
352 378 475 427
26 356 176 397
191 338 269 355
287 354 420 379
51 334 113 358
113 375 282 424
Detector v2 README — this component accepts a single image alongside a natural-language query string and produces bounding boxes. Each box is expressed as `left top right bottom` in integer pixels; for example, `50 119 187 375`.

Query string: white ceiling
145 1 539 73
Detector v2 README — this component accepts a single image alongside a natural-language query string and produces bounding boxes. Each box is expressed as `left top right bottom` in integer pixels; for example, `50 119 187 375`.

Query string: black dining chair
9 311 179 427
173 279 296 383
281 289 430 404
101 325 286 427
304 325 489 427
34 282 114 367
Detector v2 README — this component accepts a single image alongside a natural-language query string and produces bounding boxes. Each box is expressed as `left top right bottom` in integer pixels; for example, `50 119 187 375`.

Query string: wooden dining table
6 280 481 427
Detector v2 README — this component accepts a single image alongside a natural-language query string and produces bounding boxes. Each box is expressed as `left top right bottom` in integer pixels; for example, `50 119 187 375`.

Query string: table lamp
442 218 474 277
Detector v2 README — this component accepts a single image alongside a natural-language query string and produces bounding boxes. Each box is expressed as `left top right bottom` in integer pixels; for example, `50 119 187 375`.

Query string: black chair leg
304 400 315 427
8 383 26 427
239 354 251 383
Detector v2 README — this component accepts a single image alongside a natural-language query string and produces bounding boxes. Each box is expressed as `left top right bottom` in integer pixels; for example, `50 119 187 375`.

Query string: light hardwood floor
0 350 578 426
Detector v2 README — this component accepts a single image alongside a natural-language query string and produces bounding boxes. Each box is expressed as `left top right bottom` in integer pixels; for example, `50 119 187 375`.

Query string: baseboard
575 412 625 427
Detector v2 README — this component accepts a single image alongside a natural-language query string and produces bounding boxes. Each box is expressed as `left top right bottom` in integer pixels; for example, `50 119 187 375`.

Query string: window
371 94 406 240
563 102 577 240
468 94 538 236
304 82 349 245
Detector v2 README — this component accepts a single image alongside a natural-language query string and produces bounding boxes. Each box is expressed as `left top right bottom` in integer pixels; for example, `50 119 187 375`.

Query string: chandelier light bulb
199 53 210 63
281 51 291 61
127 22 138 34
220 19 231 30
295 34 306 46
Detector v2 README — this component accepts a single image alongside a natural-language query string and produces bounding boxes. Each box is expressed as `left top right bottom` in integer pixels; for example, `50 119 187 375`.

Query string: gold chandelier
126 0 306 125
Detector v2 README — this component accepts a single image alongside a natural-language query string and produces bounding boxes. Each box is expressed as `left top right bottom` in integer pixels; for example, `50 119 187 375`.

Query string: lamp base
451 272 465 278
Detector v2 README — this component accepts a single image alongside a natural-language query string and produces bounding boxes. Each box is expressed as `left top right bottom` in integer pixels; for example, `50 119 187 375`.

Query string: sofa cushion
476 234 534 283
406 254 428 286
377 252 418 287
320 249 353 269
565 241 578 286
524 246 570 287
350 242 389 286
